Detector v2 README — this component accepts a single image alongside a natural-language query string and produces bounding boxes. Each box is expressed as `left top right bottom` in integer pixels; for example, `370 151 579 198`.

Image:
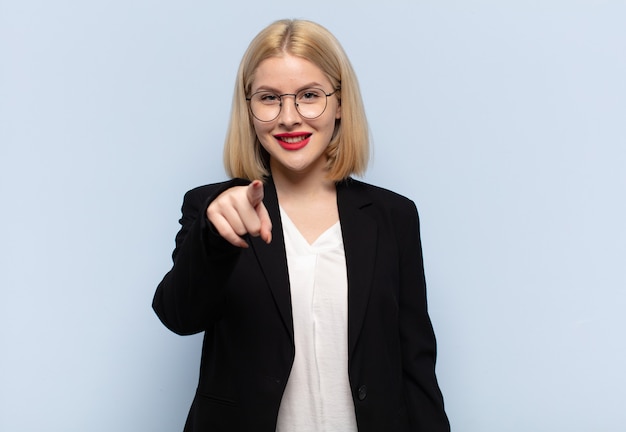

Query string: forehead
251 54 331 91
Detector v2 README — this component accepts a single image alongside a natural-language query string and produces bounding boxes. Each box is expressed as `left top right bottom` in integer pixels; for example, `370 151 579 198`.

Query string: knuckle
247 220 262 236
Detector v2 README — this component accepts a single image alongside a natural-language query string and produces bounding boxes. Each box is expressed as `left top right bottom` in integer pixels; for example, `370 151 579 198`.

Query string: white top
275 207 358 432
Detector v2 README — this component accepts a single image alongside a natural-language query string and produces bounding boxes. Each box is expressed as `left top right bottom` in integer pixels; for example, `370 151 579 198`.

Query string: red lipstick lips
274 132 312 151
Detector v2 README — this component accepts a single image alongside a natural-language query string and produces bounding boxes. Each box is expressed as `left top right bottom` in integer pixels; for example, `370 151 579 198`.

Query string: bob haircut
223 19 370 182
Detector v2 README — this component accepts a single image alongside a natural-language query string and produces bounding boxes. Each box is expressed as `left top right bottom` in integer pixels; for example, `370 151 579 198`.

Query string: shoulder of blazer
337 177 417 214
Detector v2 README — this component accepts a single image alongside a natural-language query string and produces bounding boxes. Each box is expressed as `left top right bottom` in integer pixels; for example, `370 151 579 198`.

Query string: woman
153 19 450 432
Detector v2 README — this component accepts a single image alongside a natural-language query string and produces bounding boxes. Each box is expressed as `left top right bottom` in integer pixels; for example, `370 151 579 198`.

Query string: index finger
246 180 265 208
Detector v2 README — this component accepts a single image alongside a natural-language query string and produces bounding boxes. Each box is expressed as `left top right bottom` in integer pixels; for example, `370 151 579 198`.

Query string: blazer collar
249 177 377 357
337 179 377 358
248 178 294 344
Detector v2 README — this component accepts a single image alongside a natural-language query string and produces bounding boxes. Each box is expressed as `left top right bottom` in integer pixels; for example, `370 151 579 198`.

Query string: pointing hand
206 180 272 248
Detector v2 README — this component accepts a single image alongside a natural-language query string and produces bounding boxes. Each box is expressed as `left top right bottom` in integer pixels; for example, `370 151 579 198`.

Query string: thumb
246 180 265 208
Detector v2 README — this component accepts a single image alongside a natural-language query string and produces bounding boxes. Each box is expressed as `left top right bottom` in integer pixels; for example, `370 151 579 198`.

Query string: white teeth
280 135 309 143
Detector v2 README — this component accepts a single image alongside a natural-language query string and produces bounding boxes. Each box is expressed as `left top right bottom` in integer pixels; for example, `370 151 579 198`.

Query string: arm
398 202 450 431
152 179 249 335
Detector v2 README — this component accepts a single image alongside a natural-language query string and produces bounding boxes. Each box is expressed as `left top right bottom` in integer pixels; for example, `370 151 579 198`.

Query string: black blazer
153 177 449 432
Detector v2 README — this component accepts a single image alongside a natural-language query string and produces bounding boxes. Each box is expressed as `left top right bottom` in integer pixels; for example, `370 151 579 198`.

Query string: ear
335 100 341 120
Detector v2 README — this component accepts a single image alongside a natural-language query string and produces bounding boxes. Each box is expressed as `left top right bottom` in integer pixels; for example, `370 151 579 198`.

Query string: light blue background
1 1 625 431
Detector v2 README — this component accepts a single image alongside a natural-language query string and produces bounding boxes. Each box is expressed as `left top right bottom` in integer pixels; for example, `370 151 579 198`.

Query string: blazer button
357 385 367 401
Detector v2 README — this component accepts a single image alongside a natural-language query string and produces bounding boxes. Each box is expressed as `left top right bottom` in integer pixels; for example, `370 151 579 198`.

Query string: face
250 54 341 180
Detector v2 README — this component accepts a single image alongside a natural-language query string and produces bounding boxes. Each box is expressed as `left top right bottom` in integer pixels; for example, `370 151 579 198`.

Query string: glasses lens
294 88 327 119
249 92 281 122
249 88 329 122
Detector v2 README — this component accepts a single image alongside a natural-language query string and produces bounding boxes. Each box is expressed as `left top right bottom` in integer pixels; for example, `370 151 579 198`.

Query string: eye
256 92 280 104
298 88 323 102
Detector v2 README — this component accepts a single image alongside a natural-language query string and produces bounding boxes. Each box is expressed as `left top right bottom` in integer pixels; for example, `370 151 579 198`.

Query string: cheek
252 121 273 142
323 115 340 136
252 120 265 136
252 123 274 152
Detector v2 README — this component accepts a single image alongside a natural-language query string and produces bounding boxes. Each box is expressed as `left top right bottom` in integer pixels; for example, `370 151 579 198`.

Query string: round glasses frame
246 87 340 122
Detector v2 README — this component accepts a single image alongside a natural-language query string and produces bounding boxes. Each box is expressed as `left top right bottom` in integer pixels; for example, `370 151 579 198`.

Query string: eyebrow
251 82 328 93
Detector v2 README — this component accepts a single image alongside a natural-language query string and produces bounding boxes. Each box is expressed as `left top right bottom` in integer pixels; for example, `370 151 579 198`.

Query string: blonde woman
153 19 449 432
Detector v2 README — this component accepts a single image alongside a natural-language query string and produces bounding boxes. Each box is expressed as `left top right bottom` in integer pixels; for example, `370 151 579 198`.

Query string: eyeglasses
246 87 340 122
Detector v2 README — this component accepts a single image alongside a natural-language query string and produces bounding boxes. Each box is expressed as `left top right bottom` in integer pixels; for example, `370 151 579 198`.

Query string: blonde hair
223 19 369 181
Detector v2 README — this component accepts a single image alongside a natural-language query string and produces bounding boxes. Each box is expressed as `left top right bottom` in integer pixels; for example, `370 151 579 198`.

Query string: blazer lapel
248 178 294 344
337 179 378 358
247 178 377 352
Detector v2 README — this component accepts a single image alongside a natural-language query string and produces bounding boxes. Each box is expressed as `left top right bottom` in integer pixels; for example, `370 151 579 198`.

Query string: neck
269 161 336 200
273 171 336 202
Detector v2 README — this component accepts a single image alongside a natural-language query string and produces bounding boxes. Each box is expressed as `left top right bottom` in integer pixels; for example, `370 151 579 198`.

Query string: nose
278 94 301 125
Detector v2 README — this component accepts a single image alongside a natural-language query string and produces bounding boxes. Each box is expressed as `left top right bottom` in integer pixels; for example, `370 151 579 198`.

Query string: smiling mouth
276 134 312 144
274 133 312 151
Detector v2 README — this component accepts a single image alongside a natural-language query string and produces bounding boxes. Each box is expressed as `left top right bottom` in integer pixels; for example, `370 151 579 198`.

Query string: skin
207 54 341 247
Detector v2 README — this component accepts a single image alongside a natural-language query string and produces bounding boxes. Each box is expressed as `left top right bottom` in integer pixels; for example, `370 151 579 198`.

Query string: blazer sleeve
398 202 450 431
152 178 250 335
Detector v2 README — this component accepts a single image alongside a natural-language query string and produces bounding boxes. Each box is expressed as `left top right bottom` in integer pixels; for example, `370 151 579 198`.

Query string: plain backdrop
1 1 625 431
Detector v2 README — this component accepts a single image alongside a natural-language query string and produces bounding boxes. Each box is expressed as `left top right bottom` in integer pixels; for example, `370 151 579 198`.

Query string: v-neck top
275 207 357 432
